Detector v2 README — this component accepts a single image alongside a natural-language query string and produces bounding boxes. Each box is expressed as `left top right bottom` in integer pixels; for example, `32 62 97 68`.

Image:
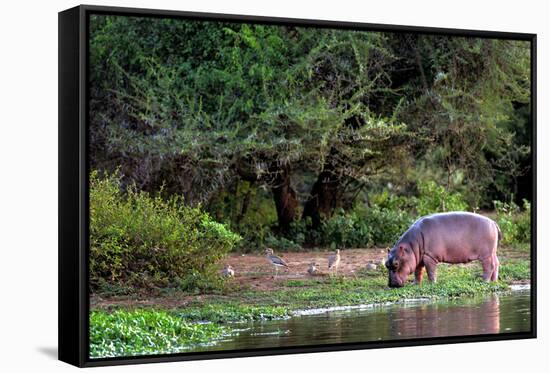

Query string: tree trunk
271 165 298 234
302 169 340 230
236 183 252 226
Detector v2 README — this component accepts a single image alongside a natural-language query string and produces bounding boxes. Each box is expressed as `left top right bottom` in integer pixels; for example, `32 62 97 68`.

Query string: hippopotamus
385 212 501 288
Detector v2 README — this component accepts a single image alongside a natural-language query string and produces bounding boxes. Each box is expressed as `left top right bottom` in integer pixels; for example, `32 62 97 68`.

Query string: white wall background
0 0 546 371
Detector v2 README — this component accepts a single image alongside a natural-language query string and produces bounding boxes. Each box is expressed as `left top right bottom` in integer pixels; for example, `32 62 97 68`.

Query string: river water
190 290 531 352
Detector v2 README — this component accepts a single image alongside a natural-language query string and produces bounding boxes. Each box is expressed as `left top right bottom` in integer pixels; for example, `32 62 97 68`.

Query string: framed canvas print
58 5 537 367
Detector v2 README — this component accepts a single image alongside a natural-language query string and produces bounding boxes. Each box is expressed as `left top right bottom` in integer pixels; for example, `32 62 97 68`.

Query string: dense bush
415 181 468 216
317 182 467 249
361 206 415 246
90 171 241 292
315 189 529 250
207 182 278 252
320 210 372 249
193 178 529 252
319 205 413 248
264 234 303 251
494 199 531 246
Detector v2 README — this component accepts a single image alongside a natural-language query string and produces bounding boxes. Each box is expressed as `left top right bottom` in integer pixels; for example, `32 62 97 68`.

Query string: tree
89 15 531 241
90 18 410 233
392 36 531 207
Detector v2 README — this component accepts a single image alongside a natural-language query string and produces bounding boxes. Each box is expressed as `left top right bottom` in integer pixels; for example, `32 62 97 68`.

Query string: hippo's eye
386 259 398 270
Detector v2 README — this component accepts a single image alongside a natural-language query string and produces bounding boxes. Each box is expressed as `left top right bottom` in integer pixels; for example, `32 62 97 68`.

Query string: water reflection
190 292 531 352
388 295 501 338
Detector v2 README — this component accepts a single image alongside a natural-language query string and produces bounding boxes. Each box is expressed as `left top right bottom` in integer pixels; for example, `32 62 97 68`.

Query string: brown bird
328 249 341 276
265 248 289 278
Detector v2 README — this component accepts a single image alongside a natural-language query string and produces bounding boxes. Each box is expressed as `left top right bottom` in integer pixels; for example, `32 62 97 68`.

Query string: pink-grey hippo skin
385 212 502 288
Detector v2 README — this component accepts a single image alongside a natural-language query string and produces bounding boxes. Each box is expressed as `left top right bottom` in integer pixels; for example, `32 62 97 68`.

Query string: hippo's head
385 244 416 288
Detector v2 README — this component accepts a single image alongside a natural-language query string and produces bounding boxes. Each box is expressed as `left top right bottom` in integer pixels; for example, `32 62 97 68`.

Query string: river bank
90 247 530 358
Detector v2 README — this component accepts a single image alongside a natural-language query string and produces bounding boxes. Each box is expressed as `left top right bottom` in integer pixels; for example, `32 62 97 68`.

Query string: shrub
264 235 302 251
515 200 531 244
90 171 241 292
234 222 273 252
361 206 415 246
318 191 416 248
494 199 531 246
369 189 415 211
319 181 470 249
209 182 277 252
320 209 372 248
415 180 468 216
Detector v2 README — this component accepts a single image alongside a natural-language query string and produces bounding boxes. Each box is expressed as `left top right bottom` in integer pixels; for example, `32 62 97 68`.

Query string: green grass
170 259 527 320
175 304 291 323
89 310 227 358
498 259 531 281
242 266 509 309
261 263 510 306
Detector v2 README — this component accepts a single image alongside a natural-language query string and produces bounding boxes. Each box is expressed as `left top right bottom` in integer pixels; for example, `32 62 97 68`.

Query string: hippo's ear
398 245 406 256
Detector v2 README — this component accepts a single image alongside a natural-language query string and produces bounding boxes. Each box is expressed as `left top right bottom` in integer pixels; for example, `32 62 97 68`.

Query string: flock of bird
222 247 376 279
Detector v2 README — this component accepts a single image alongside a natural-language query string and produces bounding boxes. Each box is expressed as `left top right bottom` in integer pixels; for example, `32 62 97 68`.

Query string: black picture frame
59 4 537 368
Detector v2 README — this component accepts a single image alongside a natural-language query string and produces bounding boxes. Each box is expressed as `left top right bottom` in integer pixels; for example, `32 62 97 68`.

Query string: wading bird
265 248 289 278
328 249 341 276
222 264 235 277
307 262 318 275
366 262 377 271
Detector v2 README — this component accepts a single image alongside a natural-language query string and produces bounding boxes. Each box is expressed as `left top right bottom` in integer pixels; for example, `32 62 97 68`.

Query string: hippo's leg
423 257 437 283
414 263 425 285
491 255 500 282
480 256 495 282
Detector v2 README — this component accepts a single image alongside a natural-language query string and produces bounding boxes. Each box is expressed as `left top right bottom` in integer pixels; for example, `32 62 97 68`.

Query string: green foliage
398 37 531 208
89 16 409 216
88 15 532 251
89 310 227 358
264 234 303 251
90 171 241 292
95 278 135 297
320 210 372 248
494 199 531 245
209 181 279 251
415 180 468 216
176 304 290 323
498 260 530 281
318 206 413 248
361 206 415 246
317 181 470 249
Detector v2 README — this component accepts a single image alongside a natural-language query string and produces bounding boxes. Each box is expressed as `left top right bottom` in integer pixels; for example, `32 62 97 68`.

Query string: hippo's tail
495 222 503 242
